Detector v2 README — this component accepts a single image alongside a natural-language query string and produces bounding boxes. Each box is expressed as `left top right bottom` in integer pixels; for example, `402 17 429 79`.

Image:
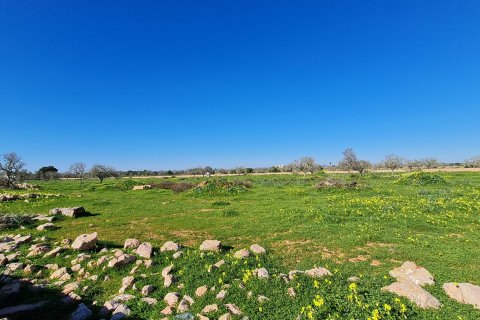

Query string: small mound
396 172 446 186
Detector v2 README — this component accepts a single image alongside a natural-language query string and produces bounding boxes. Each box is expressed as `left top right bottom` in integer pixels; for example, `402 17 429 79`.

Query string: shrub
192 179 250 196
0 214 36 230
100 179 139 191
314 178 357 189
396 172 447 185
212 200 231 206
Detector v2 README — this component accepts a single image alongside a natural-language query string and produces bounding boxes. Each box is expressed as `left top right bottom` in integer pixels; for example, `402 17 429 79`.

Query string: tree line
1 150 479 188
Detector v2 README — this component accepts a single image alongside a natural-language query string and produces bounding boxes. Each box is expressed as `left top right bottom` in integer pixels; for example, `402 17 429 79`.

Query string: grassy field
1 171 480 319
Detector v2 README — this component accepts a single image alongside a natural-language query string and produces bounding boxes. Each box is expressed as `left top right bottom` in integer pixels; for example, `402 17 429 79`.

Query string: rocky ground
1 207 479 319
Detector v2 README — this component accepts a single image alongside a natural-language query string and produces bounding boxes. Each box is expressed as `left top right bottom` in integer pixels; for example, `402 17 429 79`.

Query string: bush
192 179 250 196
100 179 139 191
212 200 231 206
396 172 447 185
314 178 357 189
0 214 36 230
222 209 240 217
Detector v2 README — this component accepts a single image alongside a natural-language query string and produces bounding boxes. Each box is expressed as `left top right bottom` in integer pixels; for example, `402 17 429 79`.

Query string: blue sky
1 1 479 171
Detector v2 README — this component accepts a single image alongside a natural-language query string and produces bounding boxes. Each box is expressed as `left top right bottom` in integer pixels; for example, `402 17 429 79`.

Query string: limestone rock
71 232 97 251
305 267 332 278
200 240 222 252
233 249 250 259
136 242 153 259
443 282 480 309
164 292 180 307
389 261 435 286
36 223 56 231
49 207 86 218
161 241 181 252
124 238 140 250
382 281 441 309
195 285 208 297
250 244 266 255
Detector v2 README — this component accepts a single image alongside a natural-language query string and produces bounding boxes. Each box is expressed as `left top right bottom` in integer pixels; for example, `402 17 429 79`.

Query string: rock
144 259 153 268
141 297 158 305
71 232 97 251
250 244 266 255
216 289 227 300
177 299 190 312
197 314 209 320
136 242 153 258
113 294 135 302
233 249 250 259
161 305 173 315
141 285 154 296
258 295 269 303
287 287 296 297
70 303 92 320
49 207 86 218
201 304 218 314
305 267 332 278
44 247 63 258
14 235 32 245
255 267 269 279
121 276 135 287
111 303 131 320
50 267 71 281
162 264 174 277
225 303 242 315
443 282 480 309
132 185 151 190
161 241 181 252
218 313 232 320
62 282 79 294
27 245 50 257
7 262 24 271
108 254 136 268
24 264 39 274
0 254 7 265
164 292 180 307
173 251 183 259
36 223 56 231
164 274 174 287
389 261 435 286
0 300 48 317
348 276 360 282
124 238 140 250
199 240 222 252
382 281 441 309
213 259 225 269
195 285 208 297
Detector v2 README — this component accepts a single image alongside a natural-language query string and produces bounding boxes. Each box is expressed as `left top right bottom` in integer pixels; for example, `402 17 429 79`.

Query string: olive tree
421 158 440 169
383 154 404 172
90 164 117 183
0 152 25 188
464 156 480 168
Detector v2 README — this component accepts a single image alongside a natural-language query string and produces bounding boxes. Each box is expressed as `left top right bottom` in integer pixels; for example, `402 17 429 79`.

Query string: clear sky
1 1 479 171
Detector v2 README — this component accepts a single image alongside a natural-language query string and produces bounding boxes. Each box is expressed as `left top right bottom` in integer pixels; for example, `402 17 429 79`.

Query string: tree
37 166 59 180
383 154 404 172
338 148 370 174
0 152 26 188
289 156 321 174
464 156 480 168
70 162 87 183
405 159 422 171
90 164 117 183
421 158 440 169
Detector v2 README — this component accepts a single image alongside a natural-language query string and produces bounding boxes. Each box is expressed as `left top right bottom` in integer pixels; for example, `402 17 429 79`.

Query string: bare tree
383 154 404 172
464 156 480 168
70 162 87 184
0 152 26 188
338 148 370 174
289 156 321 174
421 158 440 169
90 164 117 183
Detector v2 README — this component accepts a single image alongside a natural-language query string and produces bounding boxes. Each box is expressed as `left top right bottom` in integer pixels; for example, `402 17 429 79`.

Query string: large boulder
49 207 86 218
389 261 435 286
124 239 140 250
71 232 97 251
443 282 480 309
382 281 441 309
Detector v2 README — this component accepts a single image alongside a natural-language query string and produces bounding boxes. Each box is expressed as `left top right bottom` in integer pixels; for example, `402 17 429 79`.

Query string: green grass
1 172 480 319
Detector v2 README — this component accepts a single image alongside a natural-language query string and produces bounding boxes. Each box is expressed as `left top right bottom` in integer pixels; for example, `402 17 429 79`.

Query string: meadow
1 171 480 319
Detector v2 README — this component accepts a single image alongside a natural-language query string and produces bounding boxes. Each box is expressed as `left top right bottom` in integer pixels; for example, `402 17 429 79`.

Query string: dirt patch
348 255 370 263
